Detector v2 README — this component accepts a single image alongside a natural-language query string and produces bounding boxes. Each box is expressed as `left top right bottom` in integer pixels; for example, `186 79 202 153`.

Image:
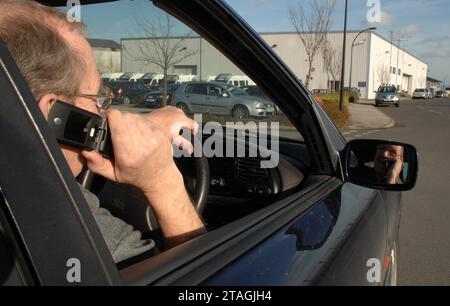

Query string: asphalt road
347 98 450 285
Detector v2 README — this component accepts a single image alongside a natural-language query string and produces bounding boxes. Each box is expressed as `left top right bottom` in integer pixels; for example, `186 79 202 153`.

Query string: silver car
413 88 432 99
375 85 400 107
171 81 275 119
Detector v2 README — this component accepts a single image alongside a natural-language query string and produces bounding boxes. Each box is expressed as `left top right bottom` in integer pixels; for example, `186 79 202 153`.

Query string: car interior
89 128 312 255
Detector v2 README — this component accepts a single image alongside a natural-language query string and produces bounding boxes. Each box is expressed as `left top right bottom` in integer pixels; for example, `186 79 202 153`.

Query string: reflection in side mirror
342 139 418 191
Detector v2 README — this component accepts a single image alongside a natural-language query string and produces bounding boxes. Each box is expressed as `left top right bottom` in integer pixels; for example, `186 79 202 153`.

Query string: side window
193 83 207 95
82 0 307 263
208 85 223 96
185 84 194 94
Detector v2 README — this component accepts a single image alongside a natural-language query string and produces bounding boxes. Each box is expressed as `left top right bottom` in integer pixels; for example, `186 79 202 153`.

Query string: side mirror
342 139 418 191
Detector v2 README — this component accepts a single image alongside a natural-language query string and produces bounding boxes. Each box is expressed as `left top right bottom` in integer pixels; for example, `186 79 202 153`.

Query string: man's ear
37 94 58 120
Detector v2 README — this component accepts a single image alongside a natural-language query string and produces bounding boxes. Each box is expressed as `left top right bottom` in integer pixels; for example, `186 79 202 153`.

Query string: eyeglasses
77 93 114 110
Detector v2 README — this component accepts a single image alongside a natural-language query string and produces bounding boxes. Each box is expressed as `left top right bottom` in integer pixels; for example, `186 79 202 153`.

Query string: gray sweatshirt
80 185 154 263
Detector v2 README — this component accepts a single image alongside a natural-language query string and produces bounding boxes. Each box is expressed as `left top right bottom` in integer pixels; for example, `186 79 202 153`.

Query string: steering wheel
174 155 210 214
83 149 210 234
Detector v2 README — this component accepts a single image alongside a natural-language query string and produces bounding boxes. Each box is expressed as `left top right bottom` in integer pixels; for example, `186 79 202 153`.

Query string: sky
68 0 450 84
225 0 450 83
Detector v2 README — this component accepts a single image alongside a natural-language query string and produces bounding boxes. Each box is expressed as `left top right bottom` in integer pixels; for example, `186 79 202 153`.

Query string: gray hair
0 0 86 102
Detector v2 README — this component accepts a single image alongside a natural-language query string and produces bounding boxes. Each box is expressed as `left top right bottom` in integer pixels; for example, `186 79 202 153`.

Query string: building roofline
121 36 201 41
88 38 122 49
260 31 427 65
427 76 442 83
120 30 427 65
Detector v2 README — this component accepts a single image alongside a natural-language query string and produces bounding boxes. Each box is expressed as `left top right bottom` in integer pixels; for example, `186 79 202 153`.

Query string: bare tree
321 40 341 90
321 41 331 87
127 13 198 106
376 63 390 86
289 0 336 89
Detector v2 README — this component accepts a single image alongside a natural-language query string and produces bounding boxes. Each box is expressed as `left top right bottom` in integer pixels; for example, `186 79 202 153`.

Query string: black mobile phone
386 159 396 170
47 101 114 159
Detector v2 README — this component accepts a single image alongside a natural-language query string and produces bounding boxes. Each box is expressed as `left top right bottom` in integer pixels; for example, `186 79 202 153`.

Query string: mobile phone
386 159 396 169
47 101 113 159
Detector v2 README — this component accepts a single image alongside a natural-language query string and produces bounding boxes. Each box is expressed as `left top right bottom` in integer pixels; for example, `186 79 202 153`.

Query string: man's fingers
81 150 117 182
173 135 194 155
106 109 131 150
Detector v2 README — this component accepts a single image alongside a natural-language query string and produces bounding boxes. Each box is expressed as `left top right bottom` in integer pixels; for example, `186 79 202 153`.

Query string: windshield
379 87 397 93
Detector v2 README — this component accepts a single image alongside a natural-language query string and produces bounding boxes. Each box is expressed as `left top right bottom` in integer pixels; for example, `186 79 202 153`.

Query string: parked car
311 89 329 94
435 91 447 98
241 85 269 100
240 85 284 116
344 87 361 97
0 0 419 286
110 81 153 105
171 81 276 119
375 85 400 107
143 84 180 108
412 88 432 99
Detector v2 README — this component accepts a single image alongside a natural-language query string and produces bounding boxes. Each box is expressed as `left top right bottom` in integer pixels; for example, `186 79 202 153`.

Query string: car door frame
118 0 390 285
1 0 392 285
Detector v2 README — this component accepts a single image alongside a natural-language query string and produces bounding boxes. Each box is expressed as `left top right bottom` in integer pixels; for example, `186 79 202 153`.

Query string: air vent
235 157 269 179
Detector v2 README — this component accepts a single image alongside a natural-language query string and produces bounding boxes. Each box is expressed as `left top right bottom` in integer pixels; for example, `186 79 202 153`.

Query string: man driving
0 0 205 263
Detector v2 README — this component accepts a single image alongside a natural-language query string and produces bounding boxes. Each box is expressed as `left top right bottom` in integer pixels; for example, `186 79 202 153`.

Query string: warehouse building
88 39 122 75
121 31 427 99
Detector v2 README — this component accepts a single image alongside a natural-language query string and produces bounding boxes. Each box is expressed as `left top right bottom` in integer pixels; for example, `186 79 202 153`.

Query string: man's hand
145 106 199 154
81 109 205 245
386 145 404 184
81 109 179 194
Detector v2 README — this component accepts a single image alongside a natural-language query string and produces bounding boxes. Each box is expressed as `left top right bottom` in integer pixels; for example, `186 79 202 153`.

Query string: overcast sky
75 0 450 84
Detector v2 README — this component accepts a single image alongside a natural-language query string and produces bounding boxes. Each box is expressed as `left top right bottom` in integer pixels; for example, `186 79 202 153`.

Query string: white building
121 31 427 99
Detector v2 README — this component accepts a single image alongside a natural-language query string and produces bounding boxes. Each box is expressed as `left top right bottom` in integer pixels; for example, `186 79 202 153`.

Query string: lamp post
338 0 348 111
349 27 376 93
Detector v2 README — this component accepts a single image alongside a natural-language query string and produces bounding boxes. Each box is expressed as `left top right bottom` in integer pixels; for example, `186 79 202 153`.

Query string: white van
107 72 126 81
129 73 145 82
176 74 199 83
214 73 256 87
147 74 180 88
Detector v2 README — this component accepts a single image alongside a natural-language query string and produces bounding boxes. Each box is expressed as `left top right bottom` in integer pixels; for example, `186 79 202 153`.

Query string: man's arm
143 164 205 248
82 110 205 249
